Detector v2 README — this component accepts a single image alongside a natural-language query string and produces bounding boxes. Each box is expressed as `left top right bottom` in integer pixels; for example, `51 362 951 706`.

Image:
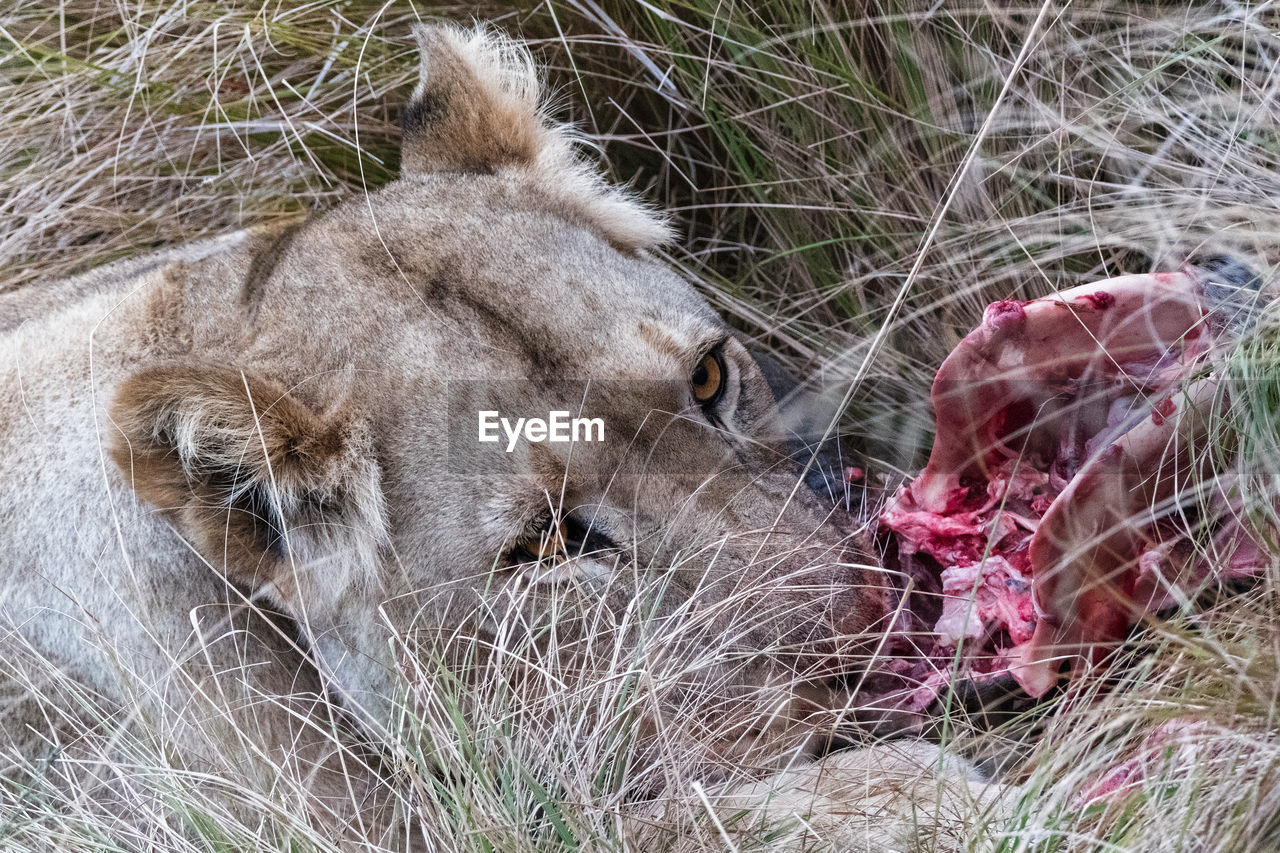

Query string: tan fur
0 23 1003 850
402 25 671 252
639 741 1013 852
109 364 386 598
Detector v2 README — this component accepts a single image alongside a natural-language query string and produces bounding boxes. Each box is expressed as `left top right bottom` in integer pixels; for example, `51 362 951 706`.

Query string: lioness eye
530 518 566 561
508 516 568 566
691 351 725 404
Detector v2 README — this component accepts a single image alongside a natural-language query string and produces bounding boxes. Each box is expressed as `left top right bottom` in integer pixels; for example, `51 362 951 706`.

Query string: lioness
0 24 1004 850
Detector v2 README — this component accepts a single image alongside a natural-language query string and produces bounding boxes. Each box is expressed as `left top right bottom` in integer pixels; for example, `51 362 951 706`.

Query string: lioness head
109 25 888 768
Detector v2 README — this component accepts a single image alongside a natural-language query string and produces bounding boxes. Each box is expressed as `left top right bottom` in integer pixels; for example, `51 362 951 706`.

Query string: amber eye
691 351 725 404
529 518 566 562
509 516 568 566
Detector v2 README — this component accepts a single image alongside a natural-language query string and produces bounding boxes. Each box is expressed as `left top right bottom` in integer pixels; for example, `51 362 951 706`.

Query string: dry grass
3 0 1280 850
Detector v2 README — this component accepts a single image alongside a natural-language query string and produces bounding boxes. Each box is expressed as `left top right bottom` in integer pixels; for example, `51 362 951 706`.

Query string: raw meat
874 260 1266 710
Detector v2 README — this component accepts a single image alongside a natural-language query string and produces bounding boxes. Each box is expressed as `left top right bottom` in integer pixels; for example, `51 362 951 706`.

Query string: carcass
874 257 1268 711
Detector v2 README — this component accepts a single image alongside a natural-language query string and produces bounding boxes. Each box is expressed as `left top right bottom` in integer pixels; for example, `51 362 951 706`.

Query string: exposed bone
1013 376 1223 696
876 266 1265 705
912 272 1208 513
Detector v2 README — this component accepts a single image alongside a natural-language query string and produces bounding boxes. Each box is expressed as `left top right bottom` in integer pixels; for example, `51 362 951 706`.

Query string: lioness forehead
252 175 724 379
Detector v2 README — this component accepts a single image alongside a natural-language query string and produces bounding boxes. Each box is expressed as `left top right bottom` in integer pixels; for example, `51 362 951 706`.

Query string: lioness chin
0 23 1005 851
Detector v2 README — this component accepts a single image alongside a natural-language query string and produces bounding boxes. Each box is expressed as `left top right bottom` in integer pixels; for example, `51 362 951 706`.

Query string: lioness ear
402 24 544 175
109 365 386 605
402 23 672 252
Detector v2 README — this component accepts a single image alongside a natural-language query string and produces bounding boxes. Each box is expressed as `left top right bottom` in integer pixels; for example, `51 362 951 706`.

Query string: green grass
3 0 1280 850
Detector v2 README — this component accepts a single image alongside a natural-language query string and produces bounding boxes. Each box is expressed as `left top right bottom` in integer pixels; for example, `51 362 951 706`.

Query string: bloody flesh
874 267 1264 709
